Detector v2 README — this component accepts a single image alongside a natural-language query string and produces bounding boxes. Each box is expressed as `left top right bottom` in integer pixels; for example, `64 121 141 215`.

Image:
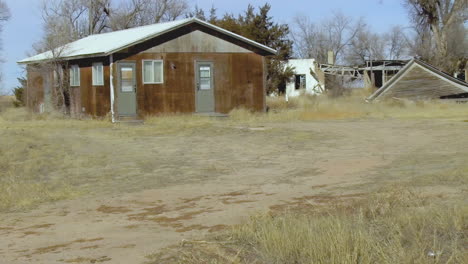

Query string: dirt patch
221 198 257 205
175 224 229 233
74 238 104 243
220 191 248 197
21 231 41 237
270 193 366 213
80 245 100 250
20 223 54 230
181 195 206 203
123 224 140 229
207 224 228 233
97 205 132 214
114 244 136 249
127 205 167 221
152 209 221 228
60 256 111 263
31 238 104 255
32 243 72 255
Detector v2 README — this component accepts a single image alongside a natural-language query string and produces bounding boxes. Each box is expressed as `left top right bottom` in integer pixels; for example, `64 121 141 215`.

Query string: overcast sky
2 0 410 94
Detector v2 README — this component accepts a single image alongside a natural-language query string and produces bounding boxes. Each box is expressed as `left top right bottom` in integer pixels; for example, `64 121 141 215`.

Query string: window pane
97 64 103 85
200 78 211 90
74 67 79 86
200 66 210 78
70 68 74 85
70 66 79 86
92 65 97 85
153 61 162 83
121 67 134 92
97 66 102 84
143 61 153 83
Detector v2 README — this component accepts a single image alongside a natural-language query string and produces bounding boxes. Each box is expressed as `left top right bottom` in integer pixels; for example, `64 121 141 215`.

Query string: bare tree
0 0 10 94
292 12 364 64
0 1 9 24
87 0 111 35
405 0 467 72
109 0 188 30
33 0 188 113
345 25 386 65
384 25 409 60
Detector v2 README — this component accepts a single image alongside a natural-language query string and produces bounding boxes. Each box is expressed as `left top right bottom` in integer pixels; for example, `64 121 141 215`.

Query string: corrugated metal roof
18 18 277 64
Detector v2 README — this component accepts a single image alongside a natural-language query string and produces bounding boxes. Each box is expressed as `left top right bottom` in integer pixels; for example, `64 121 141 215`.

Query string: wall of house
26 66 53 113
78 66 111 117
28 29 267 118
115 52 265 116
378 64 468 100
108 29 266 117
284 59 321 100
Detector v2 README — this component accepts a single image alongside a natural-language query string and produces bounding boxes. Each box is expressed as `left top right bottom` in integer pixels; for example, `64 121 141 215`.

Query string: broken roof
367 59 468 101
18 18 277 64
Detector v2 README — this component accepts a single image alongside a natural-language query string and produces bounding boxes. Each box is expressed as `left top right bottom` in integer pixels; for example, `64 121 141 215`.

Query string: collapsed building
285 55 468 102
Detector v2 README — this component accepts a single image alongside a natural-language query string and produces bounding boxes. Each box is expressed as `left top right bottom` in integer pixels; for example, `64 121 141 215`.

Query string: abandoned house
284 59 323 101
319 59 407 90
18 18 276 121
367 59 468 101
361 60 408 89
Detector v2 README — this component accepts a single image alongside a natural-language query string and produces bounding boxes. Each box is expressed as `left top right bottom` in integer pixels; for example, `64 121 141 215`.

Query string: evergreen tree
13 77 26 107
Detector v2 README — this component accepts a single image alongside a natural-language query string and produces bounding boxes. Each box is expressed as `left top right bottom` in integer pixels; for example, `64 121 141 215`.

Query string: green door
117 62 137 116
195 61 215 113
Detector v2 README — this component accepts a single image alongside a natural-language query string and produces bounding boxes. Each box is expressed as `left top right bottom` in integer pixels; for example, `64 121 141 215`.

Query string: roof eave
17 52 108 65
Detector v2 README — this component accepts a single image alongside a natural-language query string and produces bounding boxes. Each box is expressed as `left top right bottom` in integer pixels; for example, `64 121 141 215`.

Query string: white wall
285 59 322 100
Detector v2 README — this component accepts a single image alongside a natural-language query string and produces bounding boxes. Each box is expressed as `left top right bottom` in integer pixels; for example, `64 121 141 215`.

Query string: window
294 74 306 90
70 65 80 86
199 65 211 90
92 63 104 86
143 60 163 84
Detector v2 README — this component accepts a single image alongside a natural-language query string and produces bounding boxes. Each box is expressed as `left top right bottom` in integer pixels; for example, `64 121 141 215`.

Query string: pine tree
205 4 294 94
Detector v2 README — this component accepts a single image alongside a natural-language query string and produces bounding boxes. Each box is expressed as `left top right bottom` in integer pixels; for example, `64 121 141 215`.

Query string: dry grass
141 94 468 264
145 138 468 263
256 95 468 122
0 95 14 112
147 185 467 264
1 94 467 212
1 94 467 264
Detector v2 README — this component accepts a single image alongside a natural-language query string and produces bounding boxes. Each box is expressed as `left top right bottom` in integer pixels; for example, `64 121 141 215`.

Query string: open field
0 96 467 263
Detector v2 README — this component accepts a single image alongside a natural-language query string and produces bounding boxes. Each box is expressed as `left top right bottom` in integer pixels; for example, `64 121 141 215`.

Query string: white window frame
142 60 164 84
70 65 80 87
92 62 104 86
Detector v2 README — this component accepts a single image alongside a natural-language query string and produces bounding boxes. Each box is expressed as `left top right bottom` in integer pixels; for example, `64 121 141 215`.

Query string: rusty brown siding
117 52 265 117
74 65 111 117
26 66 49 112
